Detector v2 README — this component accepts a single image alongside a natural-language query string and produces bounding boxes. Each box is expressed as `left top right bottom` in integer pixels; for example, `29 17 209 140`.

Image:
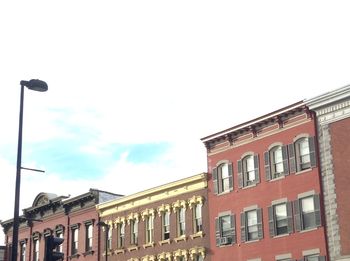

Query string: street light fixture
97 221 109 261
11 79 48 261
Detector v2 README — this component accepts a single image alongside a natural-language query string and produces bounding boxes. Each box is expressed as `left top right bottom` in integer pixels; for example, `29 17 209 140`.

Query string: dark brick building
1 189 121 261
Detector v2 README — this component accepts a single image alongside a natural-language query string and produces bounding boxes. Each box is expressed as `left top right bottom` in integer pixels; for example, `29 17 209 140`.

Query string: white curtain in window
301 197 314 213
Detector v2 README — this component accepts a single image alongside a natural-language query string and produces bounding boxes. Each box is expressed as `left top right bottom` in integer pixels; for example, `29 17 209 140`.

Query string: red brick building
1 189 121 261
201 102 328 261
307 85 350 261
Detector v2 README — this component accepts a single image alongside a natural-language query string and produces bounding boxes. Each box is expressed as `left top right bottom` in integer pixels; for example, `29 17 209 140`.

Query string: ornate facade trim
188 196 204 209
172 200 187 213
141 208 156 221
97 173 207 217
157 204 172 216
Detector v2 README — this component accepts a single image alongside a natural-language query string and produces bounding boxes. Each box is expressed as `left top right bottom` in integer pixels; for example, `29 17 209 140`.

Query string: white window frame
193 204 203 233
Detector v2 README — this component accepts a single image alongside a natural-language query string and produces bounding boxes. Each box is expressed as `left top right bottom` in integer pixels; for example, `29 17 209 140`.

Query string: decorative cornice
306 85 350 111
188 196 204 209
201 101 304 143
189 246 206 260
127 213 140 224
172 200 187 213
157 204 172 216
114 216 126 225
141 209 156 220
141 255 156 261
173 249 188 261
97 173 207 217
309 99 350 125
157 252 172 260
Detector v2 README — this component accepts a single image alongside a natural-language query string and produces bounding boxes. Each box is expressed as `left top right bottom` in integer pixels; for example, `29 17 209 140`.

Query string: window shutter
215 217 220 246
228 163 234 191
212 168 218 195
257 208 263 239
264 151 271 181
293 200 301 231
254 154 260 183
229 214 236 244
309 136 317 168
282 145 289 175
240 212 246 243
268 206 275 237
288 144 296 174
319 256 326 261
314 194 321 227
287 201 293 233
238 160 243 188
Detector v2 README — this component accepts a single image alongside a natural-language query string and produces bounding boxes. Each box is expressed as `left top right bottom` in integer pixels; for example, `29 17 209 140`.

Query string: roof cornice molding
96 173 207 217
201 101 305 144
306 85 350 111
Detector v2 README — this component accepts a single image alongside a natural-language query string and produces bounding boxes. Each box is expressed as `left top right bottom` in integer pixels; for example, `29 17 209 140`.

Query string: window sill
174 235 187 243
217 190 233 196
69 254 80 259
102 251 113 256
190 231 205 239
82 250 94 257
299 227 318 233
244 239 260 244
242 183 257 190
269 175 285 182
273 233 290 239
159 239 171 245
142 242 155 249
114 248 125 255
127 245 139 252
295 168 313 175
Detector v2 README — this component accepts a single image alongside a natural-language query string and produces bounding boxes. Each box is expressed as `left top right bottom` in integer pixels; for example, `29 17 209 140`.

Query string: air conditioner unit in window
219 237 228 245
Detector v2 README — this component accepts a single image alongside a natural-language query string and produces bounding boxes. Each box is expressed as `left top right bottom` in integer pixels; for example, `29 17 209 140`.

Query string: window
241 208 263 242
215 214 235 246
33 239 39 261
20 242 26 261
304 255 326 261
71 228 79 255
268 202 293 237
162 211 170 240
56 232 63 252
195 256 204 261
117 223 125 248
130 219 138 245
107 226 112 250
294 194 321 231
212 162 233 194
177 207 186 236
265 145 289 180
145 215 154 243
238 155 259 188
85 224 93 252
289 136 316 173
193 204 203 233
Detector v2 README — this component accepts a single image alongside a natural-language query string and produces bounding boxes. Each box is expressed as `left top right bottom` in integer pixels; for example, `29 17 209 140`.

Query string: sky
1 0 350 244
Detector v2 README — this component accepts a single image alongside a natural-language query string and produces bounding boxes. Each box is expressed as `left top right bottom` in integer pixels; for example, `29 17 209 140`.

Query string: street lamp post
97 221 109 261
11 79 48 261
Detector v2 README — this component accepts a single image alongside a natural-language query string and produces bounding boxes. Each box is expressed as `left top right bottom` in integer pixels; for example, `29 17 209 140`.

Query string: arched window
289 136 316 173
238 154 259 188
264 145 289 180
212 162 233 194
